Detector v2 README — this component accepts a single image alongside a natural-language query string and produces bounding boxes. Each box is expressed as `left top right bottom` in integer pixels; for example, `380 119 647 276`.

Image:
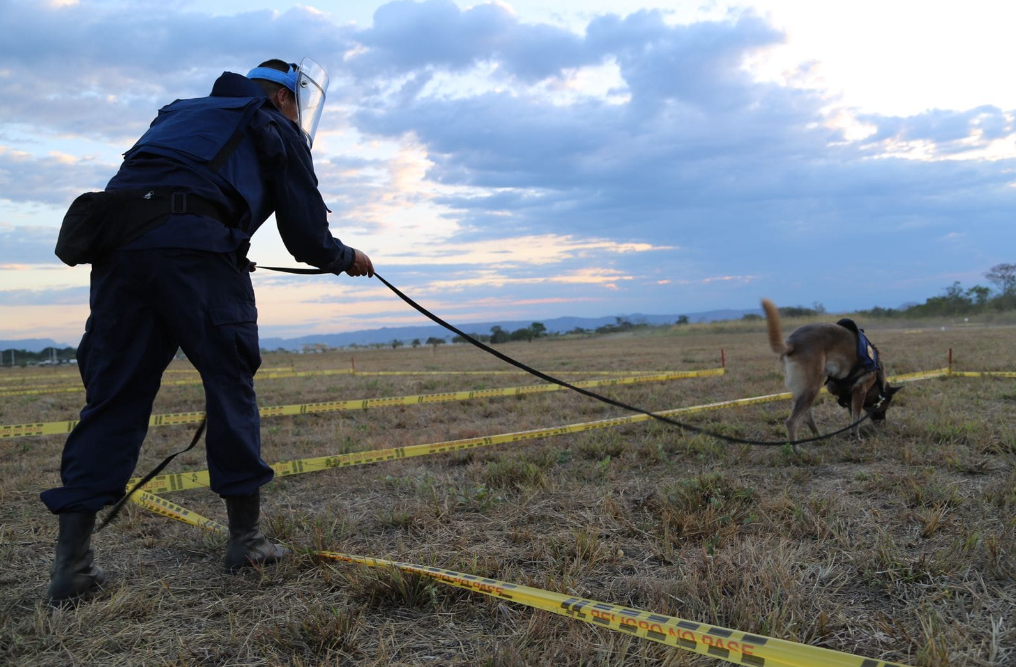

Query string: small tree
530 322 547 338
676 315 689 325
944 281 972 313
985 263 1016 297
390 339 404 350
510 327 533 342
985 263 1016 310
425 336 446 349
490 326 510 344
411 338 421 348
966 285 991 308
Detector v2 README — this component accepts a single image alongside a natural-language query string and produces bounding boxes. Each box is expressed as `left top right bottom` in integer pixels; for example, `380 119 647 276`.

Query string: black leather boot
47 512 106 605
223 490 289 573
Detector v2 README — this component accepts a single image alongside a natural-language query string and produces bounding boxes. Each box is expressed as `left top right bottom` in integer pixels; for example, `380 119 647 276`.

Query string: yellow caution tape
0 369 722 440
318 554 911 667
129 368 951 495
950 371 1016 378
0 368 360 397
890 368 950 382
162 366 295 374
127 391 798 494
0 366 692 383
347 370 701 376
0 371 77 383
133 491 225 532
0 367 715 396
0 365 299 384
0 382 80 392
132 492 912 667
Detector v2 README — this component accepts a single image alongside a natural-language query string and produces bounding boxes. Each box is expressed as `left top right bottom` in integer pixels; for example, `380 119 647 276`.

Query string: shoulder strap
207 99 270 173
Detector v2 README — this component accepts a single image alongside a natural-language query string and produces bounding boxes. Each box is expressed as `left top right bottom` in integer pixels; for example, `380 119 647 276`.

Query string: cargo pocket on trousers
208 302 262 377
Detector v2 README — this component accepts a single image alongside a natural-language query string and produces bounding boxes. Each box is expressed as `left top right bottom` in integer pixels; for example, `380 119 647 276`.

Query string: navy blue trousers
40 248 274 514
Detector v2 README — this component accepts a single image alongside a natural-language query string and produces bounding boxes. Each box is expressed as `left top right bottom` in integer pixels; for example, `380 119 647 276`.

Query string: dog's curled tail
761 298 789 355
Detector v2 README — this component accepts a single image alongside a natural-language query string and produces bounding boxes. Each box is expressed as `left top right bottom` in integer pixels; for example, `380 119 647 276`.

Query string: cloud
0 285 88 306
342 2 1016 298
0 222 63 264
350 0 595 82
3 0 1015 323
380 233 669 266
681 274 758 286
861 106 1014 156
0 148 115 205
421 266 633 292
0 2 357 143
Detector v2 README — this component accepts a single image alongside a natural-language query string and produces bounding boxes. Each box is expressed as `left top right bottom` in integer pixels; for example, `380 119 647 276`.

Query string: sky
1 0 1014 344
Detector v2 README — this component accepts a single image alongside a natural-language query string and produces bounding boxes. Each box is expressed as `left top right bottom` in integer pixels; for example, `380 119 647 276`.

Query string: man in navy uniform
41 59 372 604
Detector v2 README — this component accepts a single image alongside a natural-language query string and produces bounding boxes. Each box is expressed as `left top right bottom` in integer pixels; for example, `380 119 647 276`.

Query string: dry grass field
1 319 1014 666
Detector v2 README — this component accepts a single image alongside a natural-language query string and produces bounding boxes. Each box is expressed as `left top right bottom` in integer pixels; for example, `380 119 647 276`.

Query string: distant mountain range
258 309 763 351
0 310 758 354
0 302 929 353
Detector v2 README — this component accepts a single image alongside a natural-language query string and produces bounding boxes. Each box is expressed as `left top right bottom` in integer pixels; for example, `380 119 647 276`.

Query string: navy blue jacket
108 72 353 273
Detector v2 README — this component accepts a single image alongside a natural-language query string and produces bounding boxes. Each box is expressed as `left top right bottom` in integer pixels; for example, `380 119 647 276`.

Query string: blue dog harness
825 318 883 407
836 318 878 372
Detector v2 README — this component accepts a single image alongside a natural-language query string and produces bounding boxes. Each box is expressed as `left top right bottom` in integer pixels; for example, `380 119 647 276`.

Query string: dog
761 299 900 442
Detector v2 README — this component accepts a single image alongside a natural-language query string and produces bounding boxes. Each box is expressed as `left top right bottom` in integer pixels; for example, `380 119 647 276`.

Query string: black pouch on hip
55 189 173 266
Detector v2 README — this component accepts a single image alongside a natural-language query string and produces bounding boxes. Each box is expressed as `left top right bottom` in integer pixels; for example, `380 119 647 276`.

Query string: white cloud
2 0 1015 336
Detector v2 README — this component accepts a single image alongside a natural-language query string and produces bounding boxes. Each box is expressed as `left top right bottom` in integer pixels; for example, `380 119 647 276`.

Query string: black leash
97 418 206 531
102 267 873 528
257 266 875 447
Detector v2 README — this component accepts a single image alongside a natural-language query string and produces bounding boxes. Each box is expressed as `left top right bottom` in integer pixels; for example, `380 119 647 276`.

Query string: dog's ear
887 385 902 395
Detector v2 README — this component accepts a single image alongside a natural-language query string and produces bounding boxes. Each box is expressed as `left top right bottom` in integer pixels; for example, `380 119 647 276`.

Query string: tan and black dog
761 299 900 441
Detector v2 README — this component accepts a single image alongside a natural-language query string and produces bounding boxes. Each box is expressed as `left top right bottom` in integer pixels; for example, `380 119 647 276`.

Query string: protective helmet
247 58 329 149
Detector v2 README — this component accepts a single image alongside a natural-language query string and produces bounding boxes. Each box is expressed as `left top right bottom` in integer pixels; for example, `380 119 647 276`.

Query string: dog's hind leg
805 409 820 436
786 386 821 444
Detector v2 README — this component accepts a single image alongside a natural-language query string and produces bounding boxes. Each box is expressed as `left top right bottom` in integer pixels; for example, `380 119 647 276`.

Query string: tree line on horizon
740 263 1016 321
3 265 1014 365
864 262 1016 317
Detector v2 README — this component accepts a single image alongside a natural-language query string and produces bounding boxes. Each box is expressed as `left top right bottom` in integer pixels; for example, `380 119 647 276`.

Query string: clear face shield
295 58 328 149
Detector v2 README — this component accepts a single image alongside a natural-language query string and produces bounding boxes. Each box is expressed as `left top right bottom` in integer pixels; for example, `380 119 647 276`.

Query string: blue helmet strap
246 63 298 93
